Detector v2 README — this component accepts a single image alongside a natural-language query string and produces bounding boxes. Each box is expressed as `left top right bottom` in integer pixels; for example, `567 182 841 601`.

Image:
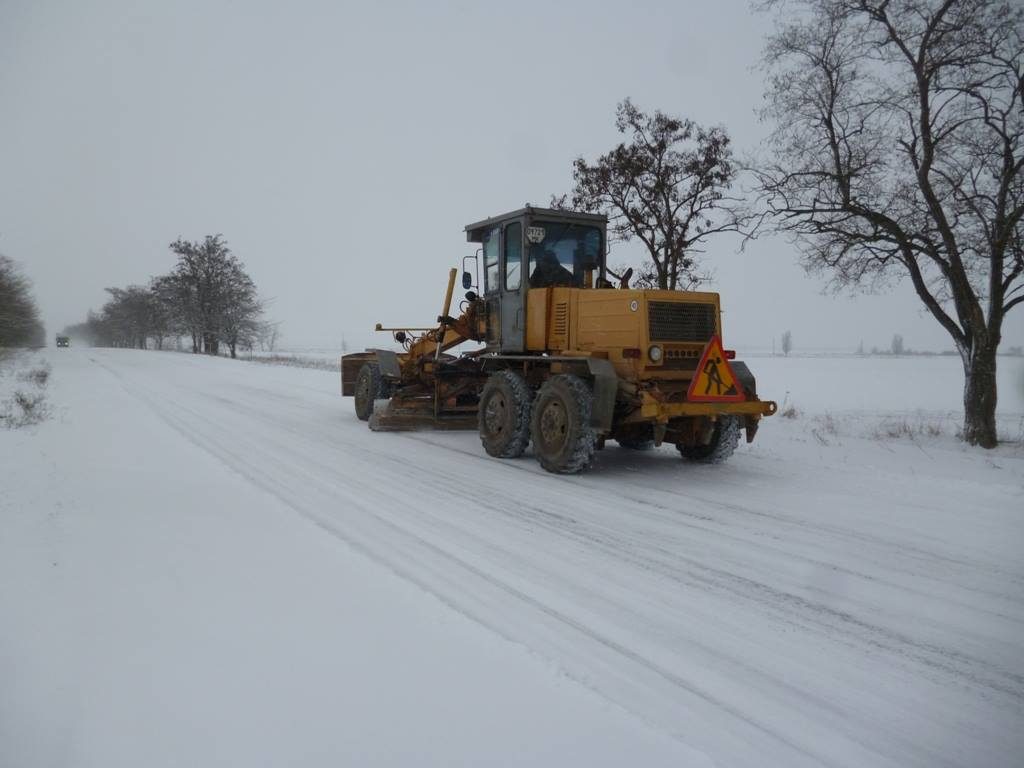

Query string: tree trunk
962 343 999 448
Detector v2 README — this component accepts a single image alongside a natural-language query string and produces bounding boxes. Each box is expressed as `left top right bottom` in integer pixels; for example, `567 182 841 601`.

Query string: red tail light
724 349 736 360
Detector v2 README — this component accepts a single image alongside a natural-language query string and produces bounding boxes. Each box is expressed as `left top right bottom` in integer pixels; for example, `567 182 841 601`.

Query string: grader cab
341 205 776 474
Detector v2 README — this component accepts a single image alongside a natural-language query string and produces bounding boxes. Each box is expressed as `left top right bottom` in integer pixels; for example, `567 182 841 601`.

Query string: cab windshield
527 222 602 288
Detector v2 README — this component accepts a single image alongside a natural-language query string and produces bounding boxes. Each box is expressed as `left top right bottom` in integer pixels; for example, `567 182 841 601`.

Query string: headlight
648 345 663 362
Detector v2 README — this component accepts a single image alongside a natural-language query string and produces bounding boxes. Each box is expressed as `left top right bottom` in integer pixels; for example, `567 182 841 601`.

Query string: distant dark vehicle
55 335 70 348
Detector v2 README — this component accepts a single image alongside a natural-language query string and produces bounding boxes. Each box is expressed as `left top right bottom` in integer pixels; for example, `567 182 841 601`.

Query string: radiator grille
553 301 569 338
648 302 716 342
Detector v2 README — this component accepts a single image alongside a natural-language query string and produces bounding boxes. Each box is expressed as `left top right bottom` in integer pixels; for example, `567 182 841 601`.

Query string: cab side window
504 222 522 291
483 227 500 294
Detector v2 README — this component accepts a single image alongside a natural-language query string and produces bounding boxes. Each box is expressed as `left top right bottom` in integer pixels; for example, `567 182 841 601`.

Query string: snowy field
2 348 1023 767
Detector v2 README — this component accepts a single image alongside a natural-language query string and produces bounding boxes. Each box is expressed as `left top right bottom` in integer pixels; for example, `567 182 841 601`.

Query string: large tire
530 375 597 474
479 371 533 458
678 416 740 464
354 362 390 421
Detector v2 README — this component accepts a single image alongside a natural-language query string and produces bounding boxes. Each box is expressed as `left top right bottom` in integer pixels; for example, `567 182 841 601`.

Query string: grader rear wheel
479 371 533 458
678 416 740 464
530 375 597 474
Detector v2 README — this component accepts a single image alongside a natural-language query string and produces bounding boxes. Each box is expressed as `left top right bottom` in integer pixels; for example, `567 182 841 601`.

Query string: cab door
482 226 501 350
499 221 525 353
482 222 525 353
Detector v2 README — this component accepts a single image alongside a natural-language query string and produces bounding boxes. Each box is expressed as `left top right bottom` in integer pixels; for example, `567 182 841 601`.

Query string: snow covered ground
2 348 1022 767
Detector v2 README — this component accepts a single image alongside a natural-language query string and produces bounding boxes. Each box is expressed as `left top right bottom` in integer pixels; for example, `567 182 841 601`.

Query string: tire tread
479 370 533 458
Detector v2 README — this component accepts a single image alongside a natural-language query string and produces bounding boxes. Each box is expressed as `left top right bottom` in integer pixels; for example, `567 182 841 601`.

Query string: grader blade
368 397 478 432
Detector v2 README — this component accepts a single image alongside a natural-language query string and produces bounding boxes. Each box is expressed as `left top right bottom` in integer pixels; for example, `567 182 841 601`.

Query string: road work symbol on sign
687 335 746 403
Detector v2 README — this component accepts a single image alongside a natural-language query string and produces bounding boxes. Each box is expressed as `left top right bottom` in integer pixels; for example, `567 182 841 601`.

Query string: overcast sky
2 0 1022 353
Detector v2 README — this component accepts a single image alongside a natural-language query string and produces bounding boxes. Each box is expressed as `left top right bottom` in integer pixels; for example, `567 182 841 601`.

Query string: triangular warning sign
687 335 745 402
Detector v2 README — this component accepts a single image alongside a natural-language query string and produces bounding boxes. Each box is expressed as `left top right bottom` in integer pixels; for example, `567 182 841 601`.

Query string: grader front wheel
530 375 597 474
354 362 390 421
479 371 533 458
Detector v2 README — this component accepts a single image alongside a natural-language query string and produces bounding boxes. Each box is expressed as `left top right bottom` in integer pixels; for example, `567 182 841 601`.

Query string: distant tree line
65 235 268 358
860 335 1022 357
0 255 45 348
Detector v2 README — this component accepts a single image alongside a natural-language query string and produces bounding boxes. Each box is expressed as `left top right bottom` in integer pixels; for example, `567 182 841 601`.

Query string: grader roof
464 205 608 243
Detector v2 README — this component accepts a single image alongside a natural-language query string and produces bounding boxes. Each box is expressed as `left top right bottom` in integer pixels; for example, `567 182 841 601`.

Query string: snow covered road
3 348 1023 767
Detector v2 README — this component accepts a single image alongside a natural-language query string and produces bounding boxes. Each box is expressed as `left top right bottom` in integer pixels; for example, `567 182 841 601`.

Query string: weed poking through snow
871 417 944 441
779 393 799 419
1 390 50 428
17 362 51 387
809 412 839 446
1 356 51 428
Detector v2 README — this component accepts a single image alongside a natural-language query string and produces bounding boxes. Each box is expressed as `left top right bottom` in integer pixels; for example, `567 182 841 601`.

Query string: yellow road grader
341 205 776 473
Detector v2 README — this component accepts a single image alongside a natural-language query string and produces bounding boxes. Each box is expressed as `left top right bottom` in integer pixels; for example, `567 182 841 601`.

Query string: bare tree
555 99 744 290
216 260 262 358
755 0 1023 447
892 333 905 355
781 329 793 356
0 255 45 348
167 235 228 354
165 235 261 356
83 310 110 346
259 322 281 353
95 286 162 348
150 274 187 349
65 234 264 357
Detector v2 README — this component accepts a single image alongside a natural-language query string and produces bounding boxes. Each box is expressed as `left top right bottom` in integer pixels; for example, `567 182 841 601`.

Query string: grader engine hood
540 288 723 379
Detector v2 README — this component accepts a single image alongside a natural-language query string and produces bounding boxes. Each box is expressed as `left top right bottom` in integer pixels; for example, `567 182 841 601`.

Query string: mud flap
730 361 757 399
731 361 760 443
